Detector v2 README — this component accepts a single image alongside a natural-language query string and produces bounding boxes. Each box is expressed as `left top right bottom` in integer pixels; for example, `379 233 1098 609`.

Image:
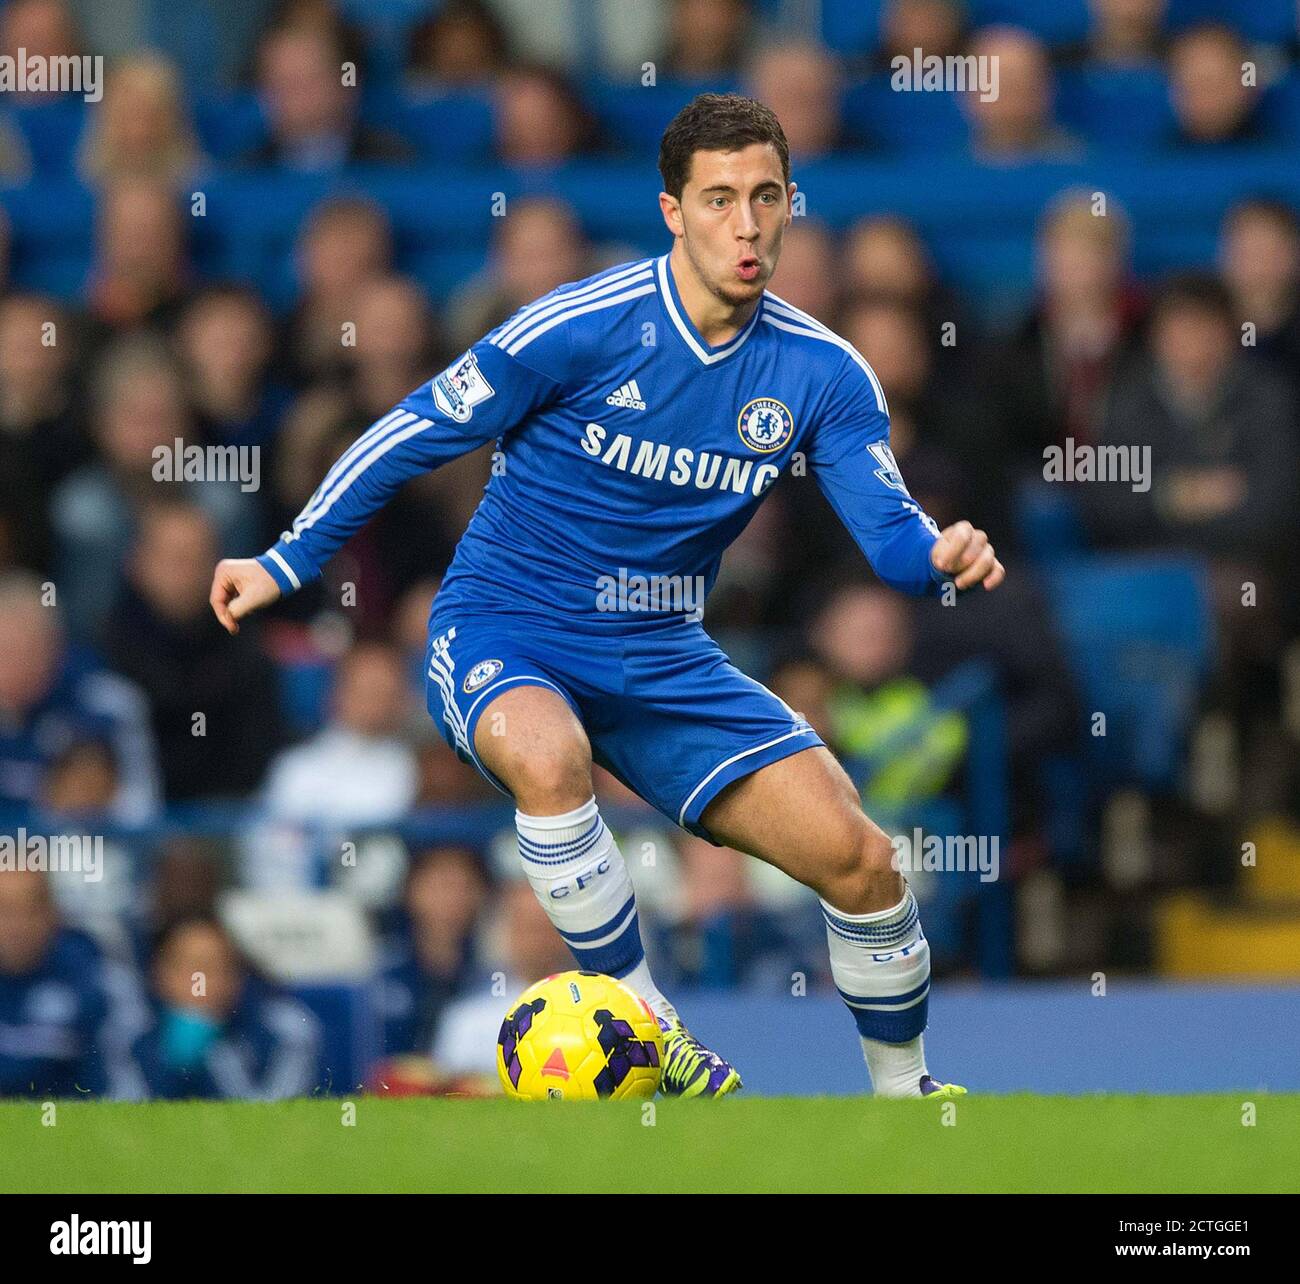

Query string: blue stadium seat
1258 71 1300 142
843 76 970 152
1167 0 1298 42
820 0 887 56
1055 66 1174 151
583 78 743 153
292 982 381 1094
1014 478 1088 564
193 91 267 162
1040 554 1215 790
278 657 335 735
338 0 433 90
376 88 496 165
0 177 95 299
965 0 1091 45
10 96 87 177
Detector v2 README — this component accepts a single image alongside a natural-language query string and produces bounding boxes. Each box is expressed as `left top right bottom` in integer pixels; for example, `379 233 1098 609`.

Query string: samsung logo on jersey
580 424 780 496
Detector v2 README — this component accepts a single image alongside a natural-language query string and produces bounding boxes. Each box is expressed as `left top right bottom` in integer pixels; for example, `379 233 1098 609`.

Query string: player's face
670 142 795 307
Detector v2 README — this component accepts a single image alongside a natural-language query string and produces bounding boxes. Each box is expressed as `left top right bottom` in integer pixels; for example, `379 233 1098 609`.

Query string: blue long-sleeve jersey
258 255 946 626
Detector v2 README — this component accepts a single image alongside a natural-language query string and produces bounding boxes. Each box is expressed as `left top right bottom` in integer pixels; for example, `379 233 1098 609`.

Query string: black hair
658 93 790 198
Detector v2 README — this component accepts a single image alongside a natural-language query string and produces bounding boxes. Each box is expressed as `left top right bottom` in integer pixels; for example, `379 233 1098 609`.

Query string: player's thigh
700 745 895 891
425 618 593 811
472 683 594 811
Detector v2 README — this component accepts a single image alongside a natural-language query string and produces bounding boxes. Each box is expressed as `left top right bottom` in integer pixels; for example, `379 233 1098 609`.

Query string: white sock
861 1033 929 1098
515 797 677 1023
821 885 932 1098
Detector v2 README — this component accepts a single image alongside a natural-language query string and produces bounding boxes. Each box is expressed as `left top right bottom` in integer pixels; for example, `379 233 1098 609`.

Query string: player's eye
709 197 728 209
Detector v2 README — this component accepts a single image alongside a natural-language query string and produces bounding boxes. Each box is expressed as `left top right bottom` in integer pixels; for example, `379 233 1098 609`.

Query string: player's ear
659 191 684 238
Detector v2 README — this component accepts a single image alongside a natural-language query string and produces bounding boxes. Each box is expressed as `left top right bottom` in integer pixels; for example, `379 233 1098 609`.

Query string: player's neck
668 244 759 347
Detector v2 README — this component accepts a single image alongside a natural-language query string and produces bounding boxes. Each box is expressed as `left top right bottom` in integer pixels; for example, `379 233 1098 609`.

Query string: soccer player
211 94 1004 1098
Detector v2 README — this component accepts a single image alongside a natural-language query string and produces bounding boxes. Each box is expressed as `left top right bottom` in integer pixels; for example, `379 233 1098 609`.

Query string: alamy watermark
0 830 102 882
892 828 1000 883
0 49 102 101
152 439 261 493
891 48 999 101
1043 437 1151 492
595 568 705 620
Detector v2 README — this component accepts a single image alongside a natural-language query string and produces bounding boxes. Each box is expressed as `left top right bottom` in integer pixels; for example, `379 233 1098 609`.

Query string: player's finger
954 543 996 591
209 572 239 635
228 586 256 623
953 526 988 572
931 520 974 573
982 558 1006 591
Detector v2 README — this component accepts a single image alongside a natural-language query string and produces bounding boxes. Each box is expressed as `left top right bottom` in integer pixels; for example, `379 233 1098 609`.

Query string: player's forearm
868 517 949 596
257 401 491 594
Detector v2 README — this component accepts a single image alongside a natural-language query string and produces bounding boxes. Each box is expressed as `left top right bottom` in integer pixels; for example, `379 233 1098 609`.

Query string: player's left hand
930 520 1005 591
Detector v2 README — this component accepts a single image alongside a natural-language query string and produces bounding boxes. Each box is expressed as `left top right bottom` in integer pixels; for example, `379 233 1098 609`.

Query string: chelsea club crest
463 658 503 693
736 398 794 453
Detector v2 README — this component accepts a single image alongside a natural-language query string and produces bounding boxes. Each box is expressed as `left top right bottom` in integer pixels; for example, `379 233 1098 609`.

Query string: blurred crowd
1 0 1298 1098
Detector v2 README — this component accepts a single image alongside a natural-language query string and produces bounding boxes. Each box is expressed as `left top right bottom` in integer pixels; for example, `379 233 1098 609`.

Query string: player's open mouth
736 258 761 281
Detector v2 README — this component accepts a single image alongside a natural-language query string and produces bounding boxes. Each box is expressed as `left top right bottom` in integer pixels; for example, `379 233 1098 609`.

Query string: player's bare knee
506 745 593 814
821 822 902 914
473 687 593 813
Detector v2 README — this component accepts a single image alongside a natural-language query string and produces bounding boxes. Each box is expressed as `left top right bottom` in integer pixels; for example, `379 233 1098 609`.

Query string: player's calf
474 685 681 1030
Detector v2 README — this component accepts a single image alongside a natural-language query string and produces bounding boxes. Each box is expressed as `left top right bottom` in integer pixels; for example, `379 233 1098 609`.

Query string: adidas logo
605 379 646 411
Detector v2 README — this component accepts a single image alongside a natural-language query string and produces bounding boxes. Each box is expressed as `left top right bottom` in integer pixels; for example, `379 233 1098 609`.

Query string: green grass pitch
3 1095 1297 1194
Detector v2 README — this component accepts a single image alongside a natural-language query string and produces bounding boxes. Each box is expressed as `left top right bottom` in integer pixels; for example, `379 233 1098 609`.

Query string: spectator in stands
406 0 510 87
0 0 81 93
249 19 411 171
494 63 597 166
479 0 664 80
1059 0 1169 68
1084 272 1297 565
282 196 393 387
873 0 967 71
987 190 1144 492
84 178 193 341
746 40 844 160
1167 24 1265 149
430 877 571 1077
1083 273 1296 780
810 583 968 813
254 643 420 886
128 836 225 967
0 293 88 573
964 27 1084 162
100 500 286 802
0 570 161 822
768 653 837 748
347 275 440 420
843 215 977 378
1219 197 1300 381
909 572 1081 868
77 52 205 188
840 296 968 532
448 196 589 352
376 844 490 1056
0 869 149 1098
39 739 137 952
131 914 320 1099
50 334 257 639
663 0 753 81
766 219 839 325
655 834 822 991
176 285 289 470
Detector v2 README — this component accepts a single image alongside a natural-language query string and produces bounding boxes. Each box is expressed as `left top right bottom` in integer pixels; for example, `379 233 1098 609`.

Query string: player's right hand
209 558 281 635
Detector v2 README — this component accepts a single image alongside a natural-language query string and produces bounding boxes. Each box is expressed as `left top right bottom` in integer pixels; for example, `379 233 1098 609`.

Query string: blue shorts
424 610 823 841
